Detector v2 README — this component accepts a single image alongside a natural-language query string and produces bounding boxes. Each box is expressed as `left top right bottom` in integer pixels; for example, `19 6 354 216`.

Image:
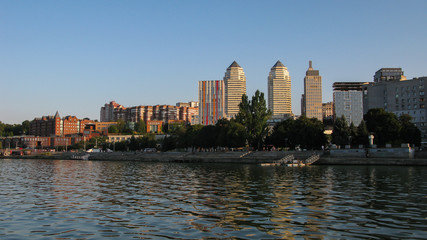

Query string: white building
333 82 370 125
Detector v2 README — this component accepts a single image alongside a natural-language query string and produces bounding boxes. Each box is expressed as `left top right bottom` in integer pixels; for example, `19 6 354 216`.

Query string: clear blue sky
1 0 426 124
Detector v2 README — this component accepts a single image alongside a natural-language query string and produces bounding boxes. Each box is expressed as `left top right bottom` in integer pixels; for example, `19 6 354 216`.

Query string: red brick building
30 112 95 137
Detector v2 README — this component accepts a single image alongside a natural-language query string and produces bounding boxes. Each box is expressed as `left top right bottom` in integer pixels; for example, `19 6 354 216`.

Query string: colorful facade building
199 80 225 125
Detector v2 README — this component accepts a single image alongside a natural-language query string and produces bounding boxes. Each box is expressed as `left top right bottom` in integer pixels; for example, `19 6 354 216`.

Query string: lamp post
368 134 375 147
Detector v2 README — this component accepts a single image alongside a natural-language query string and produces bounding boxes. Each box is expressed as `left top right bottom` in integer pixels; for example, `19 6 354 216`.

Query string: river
0 159 426 239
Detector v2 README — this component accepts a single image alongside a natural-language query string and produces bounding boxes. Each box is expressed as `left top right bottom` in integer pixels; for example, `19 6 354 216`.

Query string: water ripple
0 160 426 239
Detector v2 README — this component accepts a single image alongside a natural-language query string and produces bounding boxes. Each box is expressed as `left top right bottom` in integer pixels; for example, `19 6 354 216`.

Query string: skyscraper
268 60 292 118
303 60 323 120
224 61 246 118
198 80 225 125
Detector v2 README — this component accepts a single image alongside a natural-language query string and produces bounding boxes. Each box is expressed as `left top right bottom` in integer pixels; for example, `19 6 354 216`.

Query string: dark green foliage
331 116 350 147
214 118 246 148
197 125 217 149
399 114 421 146
135 120 146 133
353 120 369 146
364 108 401 146
235 90 272 150
270 116 326 150
0 120 31 136
162 135 176 152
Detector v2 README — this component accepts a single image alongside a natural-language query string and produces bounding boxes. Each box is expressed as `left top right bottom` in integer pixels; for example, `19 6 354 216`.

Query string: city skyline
1 1 427 124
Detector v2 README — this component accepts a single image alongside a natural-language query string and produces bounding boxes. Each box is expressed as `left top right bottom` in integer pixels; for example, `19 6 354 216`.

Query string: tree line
332 108 421 148
0 120 31 137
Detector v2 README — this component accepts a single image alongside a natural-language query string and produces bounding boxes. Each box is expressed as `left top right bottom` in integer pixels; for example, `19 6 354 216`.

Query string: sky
1 0 426 124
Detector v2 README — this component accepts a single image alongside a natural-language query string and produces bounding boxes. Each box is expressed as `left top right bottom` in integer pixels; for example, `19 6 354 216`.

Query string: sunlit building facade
268 60 292 118
303 60 323 120
224 61 246 119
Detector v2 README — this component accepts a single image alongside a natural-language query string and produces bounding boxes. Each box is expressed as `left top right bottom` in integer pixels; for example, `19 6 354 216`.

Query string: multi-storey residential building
268 60 292 118
363 72 427 139
99 102 198 125
224 61 246 119
199 80 225 125
322 102 334 122
100 101 125 122
176 101 198 108
303 61 323 120
30 111 62 137
333 82 370 125
30 112 95 137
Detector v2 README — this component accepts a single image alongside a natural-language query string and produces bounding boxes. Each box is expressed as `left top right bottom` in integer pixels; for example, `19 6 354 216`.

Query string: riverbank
2 150 427 165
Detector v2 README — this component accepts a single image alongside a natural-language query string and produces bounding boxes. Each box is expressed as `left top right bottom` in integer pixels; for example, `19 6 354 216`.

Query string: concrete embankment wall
81 151 319 163
316 157 427 166
4 150 427 165
330 148 415 159
1 150 318 163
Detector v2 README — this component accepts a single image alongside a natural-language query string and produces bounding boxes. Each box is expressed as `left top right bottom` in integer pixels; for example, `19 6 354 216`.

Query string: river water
0 159 426 239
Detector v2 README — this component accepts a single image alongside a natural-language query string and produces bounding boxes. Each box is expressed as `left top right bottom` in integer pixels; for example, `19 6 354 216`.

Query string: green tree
364 108 401 146
331 115 350 147
185 124 203 152
226 120 246 148
270 116 326 150
136 120 146 133
354 120 369 146
214 118 246 149
236 90 272 150
399 114 421 146
162 135 176 152
22 120 31 134
198 125 217 149
108 125 119 133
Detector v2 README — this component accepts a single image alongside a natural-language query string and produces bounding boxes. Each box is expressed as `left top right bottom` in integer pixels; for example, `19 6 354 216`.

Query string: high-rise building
303 60 323 120
268 60 292 118
224 61 246 118
333 82 370 125
100 101 125 122
199 80 225 125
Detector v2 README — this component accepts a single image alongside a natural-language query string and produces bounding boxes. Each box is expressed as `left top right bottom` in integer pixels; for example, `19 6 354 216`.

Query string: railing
305 154 320 165
278 154 294 165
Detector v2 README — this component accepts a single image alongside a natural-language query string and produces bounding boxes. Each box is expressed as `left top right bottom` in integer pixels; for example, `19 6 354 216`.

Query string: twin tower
199 60 295 125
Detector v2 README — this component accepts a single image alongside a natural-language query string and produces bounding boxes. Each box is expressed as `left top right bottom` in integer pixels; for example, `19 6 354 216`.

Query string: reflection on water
0 159 426 239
